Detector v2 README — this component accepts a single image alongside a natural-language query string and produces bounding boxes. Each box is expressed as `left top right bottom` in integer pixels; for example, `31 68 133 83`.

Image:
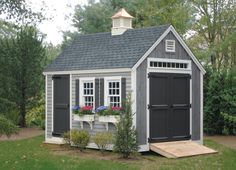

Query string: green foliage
62 131 71 145
114 94 139 158
0 98 20 125
0 26 46 127
204 66 236 134
93 132 113 155
0 115 19 137
70 129 90 151
189 0 236 70
26 99 45 130
221 113 236 135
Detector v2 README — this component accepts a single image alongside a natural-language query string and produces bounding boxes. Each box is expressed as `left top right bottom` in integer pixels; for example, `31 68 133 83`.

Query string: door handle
172 104 190 107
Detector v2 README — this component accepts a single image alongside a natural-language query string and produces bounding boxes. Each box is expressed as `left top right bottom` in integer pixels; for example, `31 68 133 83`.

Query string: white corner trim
45 75 48 140
70 74 72 129
132 25 206 74
131 69 137 128
43 68 132 75
51 78 54 132
200 72 204 144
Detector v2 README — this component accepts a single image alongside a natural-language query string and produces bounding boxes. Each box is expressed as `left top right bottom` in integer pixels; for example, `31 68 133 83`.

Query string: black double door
52 75 70 136
149 73 191 142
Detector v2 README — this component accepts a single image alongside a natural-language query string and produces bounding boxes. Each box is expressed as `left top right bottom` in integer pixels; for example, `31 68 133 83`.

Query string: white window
104 77 121 107
148 58 191 70
80 78 95 108
165 40 175 52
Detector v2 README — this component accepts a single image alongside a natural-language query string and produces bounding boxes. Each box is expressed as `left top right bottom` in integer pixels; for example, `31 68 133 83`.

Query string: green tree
190 0 236 70
114 94 139 158
0 26 46 127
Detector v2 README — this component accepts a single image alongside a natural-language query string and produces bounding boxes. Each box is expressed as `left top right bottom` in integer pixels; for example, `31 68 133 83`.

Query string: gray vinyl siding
136 31 201 144
148 32 189 60
71 72 131 137
191 63 201 140
136 59 148 145
46 75 53 138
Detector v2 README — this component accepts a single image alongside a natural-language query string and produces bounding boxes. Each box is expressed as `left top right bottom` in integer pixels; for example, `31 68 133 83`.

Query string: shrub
0 115 19 137
221 113 236 135
114 94 139 158
93 132 113 155
26 101 45 129
70 129 90 151
63 131 71 145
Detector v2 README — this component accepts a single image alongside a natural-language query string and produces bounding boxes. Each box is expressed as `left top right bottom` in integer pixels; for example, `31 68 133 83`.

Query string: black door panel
53 75 70 136
149 73 190 142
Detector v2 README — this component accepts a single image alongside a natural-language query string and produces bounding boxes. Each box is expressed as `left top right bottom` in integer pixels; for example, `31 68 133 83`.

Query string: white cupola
111 8 134 36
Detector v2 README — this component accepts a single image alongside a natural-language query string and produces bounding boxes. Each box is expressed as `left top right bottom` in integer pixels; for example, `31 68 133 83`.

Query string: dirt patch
0 128 44 141
44 144 154 166
205 136 236 150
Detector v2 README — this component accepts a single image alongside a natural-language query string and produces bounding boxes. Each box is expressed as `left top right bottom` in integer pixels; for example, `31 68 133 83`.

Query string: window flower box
72 105 94 129
96 106 121 130
98 115 120 131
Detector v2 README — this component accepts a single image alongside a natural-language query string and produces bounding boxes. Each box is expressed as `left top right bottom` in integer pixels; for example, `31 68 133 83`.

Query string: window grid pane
149 61 189 69
107 81 121 106
82 81 94 107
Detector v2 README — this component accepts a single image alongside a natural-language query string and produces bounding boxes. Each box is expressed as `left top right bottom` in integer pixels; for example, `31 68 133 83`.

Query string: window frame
79 77 95 109
165 39 176 52
104 77 122 107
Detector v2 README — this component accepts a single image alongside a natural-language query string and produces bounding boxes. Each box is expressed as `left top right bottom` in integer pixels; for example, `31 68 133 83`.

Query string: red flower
112 106 122 111
82 106 93 111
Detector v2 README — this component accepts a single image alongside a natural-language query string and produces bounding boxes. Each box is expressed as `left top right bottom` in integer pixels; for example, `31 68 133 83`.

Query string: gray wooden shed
43 9 206 152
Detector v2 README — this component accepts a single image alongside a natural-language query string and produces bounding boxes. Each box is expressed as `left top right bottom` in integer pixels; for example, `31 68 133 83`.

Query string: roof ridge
77 24 171 37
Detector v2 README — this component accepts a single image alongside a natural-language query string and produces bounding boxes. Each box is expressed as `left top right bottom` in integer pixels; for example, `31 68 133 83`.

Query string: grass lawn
0 135 236 170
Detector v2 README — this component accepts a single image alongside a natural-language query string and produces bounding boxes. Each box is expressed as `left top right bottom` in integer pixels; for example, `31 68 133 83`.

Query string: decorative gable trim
132 25 206 74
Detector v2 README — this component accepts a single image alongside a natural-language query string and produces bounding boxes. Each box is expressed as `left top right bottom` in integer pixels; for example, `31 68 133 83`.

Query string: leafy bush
96 106 122 116
63 131 71 145
70 129 90 151
93 132 113 155
0 98 20 125
204 67 236 134
221 113 236 135
114 94 139 158
0 115 19 137
26 101 45 129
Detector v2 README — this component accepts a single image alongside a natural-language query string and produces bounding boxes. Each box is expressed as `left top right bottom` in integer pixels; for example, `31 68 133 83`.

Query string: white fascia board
132 25 206 74
43 68 132 75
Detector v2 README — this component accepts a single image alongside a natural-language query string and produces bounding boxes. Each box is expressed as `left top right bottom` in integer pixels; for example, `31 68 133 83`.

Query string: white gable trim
132 25 206 74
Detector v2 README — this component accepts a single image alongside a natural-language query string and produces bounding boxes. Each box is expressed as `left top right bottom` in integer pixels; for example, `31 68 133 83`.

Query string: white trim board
132 25 206 74
43 68 131 75
45 75 48 140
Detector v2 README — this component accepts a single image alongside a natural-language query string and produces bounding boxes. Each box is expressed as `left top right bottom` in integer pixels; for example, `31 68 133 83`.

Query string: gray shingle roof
44 24 170 72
